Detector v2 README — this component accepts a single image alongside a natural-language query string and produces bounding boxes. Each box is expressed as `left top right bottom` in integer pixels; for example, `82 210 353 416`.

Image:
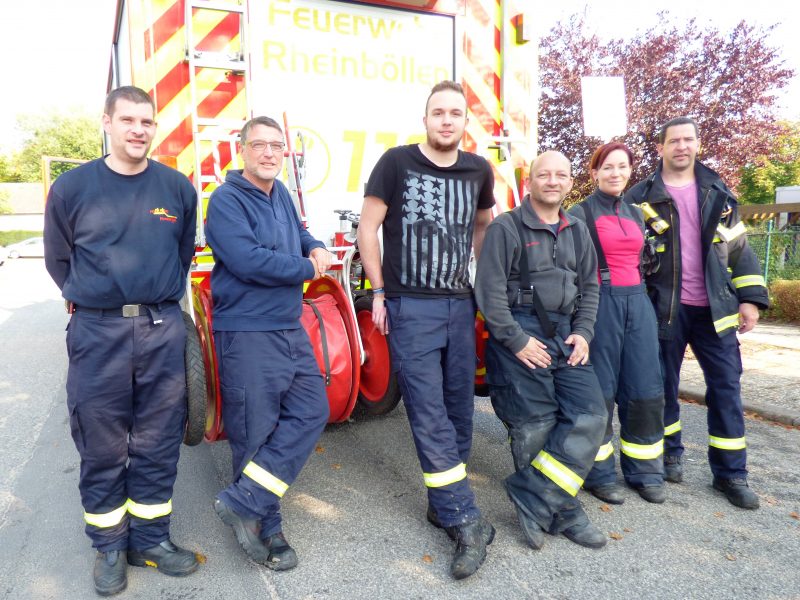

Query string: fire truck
108 0 538 445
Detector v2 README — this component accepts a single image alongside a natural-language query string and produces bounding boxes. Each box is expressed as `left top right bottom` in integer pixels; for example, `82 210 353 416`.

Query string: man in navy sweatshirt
44 86 199 596
205 116 332 571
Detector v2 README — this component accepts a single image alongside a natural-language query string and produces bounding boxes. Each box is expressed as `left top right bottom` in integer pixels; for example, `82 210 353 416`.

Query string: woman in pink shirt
570 142 666 505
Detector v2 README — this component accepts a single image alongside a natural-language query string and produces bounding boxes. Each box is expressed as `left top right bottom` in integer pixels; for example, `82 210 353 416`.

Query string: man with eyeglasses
205 116 333 571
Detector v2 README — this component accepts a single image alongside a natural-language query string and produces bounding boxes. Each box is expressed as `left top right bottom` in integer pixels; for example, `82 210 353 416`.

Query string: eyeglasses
247 140 286 154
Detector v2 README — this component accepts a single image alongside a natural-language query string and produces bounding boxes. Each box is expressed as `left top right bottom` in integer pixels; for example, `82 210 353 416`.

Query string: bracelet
371 287 385 295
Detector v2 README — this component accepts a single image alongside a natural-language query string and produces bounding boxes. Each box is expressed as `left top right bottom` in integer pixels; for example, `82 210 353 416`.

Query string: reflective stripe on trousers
594 441 614 462
532 451 583 497
243 461 290 497
709 435 746 450
424 463 467 488
620 438 664 460
85 499 173 528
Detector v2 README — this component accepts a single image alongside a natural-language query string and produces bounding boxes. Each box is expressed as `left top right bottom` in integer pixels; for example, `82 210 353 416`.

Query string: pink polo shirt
665 182 709 306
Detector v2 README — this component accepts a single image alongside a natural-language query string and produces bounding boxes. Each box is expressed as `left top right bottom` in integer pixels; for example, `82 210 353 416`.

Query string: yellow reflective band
713 313 740 333
709 435 746 450
243 462 289 497
716 222 746 242
620 438 664 460
84 504 127 528
126 499 173 520
531 451 583 497
732 275 766 289
664 420 682 436
713 235 721 243
595 442 614 462
423 463 467 488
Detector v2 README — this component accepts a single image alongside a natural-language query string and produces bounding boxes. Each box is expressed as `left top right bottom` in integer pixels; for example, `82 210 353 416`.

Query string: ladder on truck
184 0 251 249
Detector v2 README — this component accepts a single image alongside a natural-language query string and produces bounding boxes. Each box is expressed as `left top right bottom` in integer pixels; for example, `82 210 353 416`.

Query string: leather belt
72 302 177 318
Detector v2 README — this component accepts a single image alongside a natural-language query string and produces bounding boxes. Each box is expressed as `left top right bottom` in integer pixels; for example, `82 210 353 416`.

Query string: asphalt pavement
1 259 799 600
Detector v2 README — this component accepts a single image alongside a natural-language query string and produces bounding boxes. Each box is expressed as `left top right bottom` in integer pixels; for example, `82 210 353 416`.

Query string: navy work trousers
215 328 329 538
660 304 747 479
487 310 606 534
66 303 186 552
584 284 665 489
385 296 480 528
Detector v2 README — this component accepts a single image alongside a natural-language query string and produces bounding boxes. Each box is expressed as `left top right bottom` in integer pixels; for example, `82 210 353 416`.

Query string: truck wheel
182 311 207 446
352 295 402 417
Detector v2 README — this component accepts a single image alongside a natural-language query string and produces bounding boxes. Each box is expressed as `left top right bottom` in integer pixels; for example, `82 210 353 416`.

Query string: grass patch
0 230 43 246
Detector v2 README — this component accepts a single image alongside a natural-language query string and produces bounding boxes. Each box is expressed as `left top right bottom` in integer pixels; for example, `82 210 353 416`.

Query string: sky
0 0 798 153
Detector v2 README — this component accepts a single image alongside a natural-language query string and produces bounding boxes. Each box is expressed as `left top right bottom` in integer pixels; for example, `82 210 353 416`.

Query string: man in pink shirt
626 117 769 510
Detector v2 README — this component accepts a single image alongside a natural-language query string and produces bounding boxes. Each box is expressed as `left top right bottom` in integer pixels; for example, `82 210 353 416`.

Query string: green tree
7 110 102 182
737 122 800 204
0 189 11 215
0 154 11 181
539 14 794 203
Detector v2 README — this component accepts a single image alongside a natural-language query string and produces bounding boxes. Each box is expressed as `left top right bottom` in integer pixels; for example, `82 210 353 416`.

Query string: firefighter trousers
385 296 481 528
660 304 747 479
486 310 607 534
583 284 665 489
215 329 329 538
65 303 186 552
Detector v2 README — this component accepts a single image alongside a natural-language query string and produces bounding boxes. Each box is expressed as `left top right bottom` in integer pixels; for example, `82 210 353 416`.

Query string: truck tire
352 295 402 418
183 311 207 446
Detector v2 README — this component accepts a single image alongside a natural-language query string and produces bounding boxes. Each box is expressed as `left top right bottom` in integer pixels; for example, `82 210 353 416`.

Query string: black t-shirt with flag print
365 144 495 298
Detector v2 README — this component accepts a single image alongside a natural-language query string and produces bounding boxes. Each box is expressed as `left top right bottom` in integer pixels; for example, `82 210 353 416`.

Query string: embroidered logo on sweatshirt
150 208 178 223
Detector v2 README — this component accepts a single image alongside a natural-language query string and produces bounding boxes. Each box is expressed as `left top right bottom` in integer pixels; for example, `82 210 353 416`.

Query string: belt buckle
517 288 534 305
122 304 141 317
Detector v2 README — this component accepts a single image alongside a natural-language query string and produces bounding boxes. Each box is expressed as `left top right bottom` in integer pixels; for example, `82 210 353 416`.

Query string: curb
679 384 800 427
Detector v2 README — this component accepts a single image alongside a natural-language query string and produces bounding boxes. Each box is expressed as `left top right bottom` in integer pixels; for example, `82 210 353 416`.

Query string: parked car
6 237 45 259
0 245 8 266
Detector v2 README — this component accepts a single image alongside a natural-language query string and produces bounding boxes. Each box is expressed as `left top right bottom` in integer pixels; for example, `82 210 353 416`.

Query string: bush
769 279 800 323
0 230 42 246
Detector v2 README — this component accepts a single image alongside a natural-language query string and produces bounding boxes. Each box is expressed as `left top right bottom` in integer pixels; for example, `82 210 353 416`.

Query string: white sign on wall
580 76 627 141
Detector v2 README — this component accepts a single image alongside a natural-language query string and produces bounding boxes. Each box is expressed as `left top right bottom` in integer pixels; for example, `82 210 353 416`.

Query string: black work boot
262 532 298 571
585 482 625 505
214 497 269 563
448 518 495 580
511 502 545 550
127 540 199 576
426 505 457 540
664 455 683 483
93 550 127 596
713 477 760 510
636 484 666 504
562 522 607 549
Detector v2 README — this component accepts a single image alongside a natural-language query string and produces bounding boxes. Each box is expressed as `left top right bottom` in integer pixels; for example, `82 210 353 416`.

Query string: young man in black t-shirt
358 81 495 580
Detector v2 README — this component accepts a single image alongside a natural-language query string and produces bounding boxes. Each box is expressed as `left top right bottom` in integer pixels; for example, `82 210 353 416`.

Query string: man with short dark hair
626 116 769 509
205 115 332 571
44 86 199 596
476 151 608 551
358 80 495 580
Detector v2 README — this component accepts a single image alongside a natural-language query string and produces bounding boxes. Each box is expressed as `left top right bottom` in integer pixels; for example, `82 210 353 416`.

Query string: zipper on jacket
553 229 564 307
668 202 680 328
614 199 628 236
